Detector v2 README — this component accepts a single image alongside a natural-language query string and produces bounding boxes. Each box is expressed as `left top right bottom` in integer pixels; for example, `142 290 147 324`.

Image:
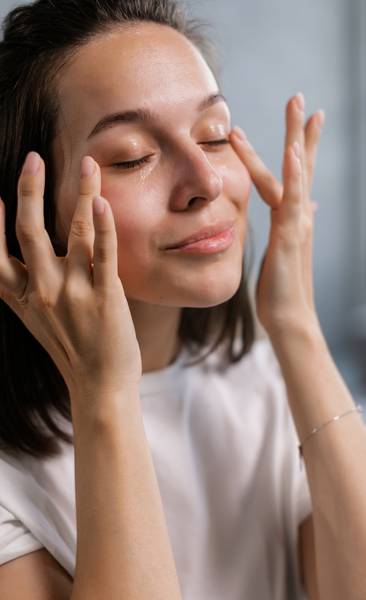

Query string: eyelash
115 155 151 170
115 139 231 170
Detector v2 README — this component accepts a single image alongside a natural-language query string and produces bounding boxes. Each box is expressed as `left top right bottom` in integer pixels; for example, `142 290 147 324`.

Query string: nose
169 142 223 211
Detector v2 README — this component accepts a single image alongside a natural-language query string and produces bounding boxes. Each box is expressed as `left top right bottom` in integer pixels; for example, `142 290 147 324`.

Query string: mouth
165 220 236 255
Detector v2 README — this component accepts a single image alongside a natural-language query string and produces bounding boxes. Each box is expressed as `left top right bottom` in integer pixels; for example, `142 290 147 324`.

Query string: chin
154 254 244 309
180 270 243 308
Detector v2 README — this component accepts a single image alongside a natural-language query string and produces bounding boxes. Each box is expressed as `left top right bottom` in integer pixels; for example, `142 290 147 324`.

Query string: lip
165 220 236 254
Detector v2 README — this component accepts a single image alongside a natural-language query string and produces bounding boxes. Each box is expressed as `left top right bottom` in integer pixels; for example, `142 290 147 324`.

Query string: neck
127 300 183 373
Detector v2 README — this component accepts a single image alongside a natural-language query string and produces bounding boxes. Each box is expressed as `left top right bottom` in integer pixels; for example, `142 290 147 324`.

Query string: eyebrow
87 92 227 140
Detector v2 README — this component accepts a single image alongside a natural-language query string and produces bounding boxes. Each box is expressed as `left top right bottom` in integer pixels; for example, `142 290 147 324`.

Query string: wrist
69 382 141 432
265 312 322 347
267 318 329 367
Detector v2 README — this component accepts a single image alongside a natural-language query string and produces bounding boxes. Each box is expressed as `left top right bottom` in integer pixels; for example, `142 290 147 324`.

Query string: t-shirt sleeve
0 504 43 566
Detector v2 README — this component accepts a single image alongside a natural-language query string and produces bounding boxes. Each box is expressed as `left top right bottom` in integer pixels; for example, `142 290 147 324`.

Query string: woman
0 0 365 599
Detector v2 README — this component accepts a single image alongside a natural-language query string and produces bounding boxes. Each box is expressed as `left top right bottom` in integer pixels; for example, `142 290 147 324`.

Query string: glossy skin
53 24 250 309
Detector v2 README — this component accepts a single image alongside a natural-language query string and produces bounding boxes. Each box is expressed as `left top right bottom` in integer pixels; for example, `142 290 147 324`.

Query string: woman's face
53 23 251 307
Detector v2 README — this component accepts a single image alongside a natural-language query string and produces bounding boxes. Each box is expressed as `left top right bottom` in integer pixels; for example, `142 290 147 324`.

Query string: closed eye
201 139 231 147
115 155 152 170
114 139 230 170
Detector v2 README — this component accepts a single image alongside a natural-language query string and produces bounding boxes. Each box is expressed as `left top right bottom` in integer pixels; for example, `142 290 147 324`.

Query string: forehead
56 23 219 140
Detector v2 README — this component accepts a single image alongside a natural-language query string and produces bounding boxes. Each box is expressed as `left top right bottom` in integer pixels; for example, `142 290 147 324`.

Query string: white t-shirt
0 340 311 599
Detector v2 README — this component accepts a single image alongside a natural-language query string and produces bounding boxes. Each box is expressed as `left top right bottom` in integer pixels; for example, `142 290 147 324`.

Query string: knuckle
262 170 277 189
10 280 28 307
18 180 38 198
64 283 79 302
16 222 42 245
17 294 29 309
277 225 295 248
292 193 302 205
64 280 88 304
70 219 94 238
302 216 313 236
79 181 97 197
292 169 302 184
34 291 52 313
94 244 116 263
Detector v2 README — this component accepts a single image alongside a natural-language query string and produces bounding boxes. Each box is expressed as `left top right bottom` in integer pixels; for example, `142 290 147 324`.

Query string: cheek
219 157 251 244
100 177 163 261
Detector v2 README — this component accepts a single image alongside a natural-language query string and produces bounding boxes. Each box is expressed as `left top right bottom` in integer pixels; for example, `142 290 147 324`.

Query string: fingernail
293 141 301 158
233 125 247 142
93 195 105 216
317 109 326 130
295 92 305 112
82 156 96 179
23 152 41 176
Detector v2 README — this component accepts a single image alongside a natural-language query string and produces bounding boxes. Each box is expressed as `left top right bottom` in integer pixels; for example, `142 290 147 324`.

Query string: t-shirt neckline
139 350 190 396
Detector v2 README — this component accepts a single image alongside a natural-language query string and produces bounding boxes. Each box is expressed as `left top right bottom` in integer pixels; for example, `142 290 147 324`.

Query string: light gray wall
0 0 361 348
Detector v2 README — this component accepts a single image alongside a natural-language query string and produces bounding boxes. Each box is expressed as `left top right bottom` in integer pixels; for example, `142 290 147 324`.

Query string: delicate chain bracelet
298 405 363 467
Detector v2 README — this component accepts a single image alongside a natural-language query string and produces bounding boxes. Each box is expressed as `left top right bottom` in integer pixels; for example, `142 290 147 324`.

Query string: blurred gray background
1 0 366 402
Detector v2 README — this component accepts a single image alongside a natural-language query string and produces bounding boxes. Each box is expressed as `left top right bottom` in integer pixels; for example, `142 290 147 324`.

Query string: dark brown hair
0 0 254 459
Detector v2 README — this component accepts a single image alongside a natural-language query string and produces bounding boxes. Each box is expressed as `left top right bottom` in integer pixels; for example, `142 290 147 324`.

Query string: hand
230 93 324 338
0 153 141 406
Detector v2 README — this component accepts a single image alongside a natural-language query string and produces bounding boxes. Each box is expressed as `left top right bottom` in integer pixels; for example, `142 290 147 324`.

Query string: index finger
230 127 283 209
16 152 56 276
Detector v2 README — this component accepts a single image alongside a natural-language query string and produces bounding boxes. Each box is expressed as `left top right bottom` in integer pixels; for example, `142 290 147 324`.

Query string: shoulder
0 504 43 567
0 442 76 578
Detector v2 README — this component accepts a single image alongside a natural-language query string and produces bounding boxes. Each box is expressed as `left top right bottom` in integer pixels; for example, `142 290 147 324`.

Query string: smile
165 221 236 255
